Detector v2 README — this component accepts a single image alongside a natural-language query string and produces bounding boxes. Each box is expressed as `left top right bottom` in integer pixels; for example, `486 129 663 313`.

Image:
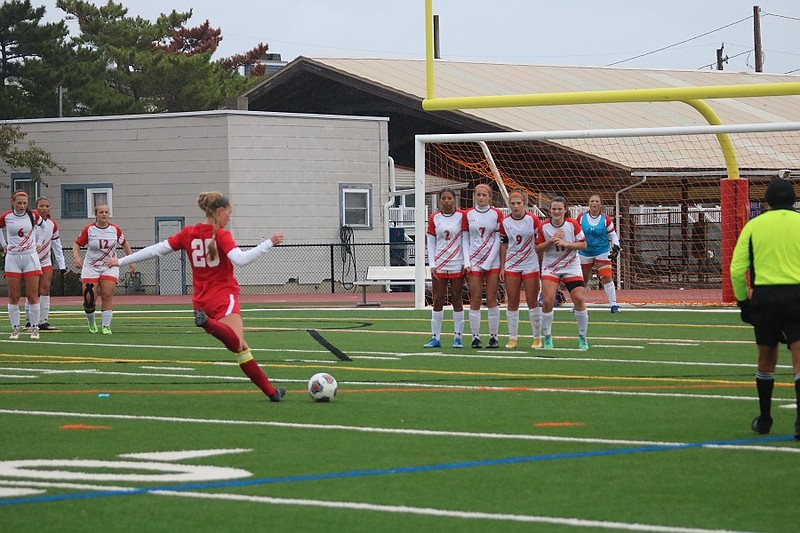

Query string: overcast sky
38 1 800 75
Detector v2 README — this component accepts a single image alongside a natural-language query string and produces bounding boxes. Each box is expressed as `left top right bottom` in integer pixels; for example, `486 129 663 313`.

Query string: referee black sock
756 371 775 419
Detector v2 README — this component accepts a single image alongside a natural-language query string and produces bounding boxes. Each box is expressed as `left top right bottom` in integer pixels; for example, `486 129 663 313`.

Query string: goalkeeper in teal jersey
578 195 621 313
730 177 800 439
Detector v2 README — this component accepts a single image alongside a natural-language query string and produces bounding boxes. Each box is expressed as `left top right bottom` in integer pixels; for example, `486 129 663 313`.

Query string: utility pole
753 5 763 72
433 14 441 59
716 43 725 70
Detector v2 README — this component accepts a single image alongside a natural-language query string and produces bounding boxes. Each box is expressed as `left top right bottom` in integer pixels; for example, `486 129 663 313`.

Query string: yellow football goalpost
412 0 800 308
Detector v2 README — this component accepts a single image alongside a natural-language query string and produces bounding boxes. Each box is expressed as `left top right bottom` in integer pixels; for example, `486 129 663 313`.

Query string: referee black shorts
750 285 800 347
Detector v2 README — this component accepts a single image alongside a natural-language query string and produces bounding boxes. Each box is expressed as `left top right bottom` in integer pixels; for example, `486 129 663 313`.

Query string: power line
697 49 752 70
607 15 752 66
763 12 800 22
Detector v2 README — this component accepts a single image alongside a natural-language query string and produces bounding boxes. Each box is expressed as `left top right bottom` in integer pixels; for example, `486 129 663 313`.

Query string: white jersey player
25 197 67 331
462 184 503 349
424 188 468 349
0 191 44 340
499 189 544 349
72 204 135 334
535 195 589 350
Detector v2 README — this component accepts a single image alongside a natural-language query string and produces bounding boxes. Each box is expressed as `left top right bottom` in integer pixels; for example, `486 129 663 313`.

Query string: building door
156 218 185 295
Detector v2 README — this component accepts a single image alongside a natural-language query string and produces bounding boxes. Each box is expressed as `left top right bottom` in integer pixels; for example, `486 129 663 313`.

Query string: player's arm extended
116 240 175 267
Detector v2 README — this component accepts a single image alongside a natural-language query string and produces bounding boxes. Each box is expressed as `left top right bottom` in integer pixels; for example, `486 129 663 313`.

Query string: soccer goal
412 122 800 309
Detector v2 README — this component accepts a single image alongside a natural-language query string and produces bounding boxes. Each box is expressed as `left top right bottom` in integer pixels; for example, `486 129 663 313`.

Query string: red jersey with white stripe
75 223 126 267
465 206 503 270
427 209 468 272
500 212 542 273
0 209 42 255
167 224 240 307
539 218 586 275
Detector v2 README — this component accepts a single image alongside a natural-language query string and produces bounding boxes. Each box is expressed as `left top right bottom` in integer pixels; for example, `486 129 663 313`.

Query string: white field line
43 307 742 315
0 480 753 533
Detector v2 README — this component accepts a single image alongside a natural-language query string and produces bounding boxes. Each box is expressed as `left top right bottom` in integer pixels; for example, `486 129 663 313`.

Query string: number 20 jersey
167 223 240 304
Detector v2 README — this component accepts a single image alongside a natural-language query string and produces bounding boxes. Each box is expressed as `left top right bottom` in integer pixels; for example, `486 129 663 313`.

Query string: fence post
330 244 336 293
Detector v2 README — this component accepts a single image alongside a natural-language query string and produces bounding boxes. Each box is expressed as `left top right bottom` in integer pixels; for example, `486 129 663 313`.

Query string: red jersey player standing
109 192 286 403
0 191 43 340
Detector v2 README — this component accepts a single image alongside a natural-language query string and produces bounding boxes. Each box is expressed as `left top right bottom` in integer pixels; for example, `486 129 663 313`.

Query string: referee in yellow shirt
730 177 800 439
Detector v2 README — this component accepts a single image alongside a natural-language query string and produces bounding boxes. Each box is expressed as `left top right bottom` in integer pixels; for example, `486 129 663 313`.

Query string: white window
87 187 113 217
340 185 372 228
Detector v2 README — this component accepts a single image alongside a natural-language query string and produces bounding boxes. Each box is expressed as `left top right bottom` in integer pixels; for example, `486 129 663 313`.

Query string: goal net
413 123 800 308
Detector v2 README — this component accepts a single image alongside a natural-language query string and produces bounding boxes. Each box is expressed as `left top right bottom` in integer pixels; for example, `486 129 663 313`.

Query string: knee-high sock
603 281 617 306
203 316 244 353
237 350 278 397
575 309 589 336
101 309 113 328
795 374 800 422
756 371 775 418
506 310 519 339
488 306 500 337
39 295 50 323
541 310 554 336
469 309 482 337
27 303 40 328
452 310 464 336
7 304 20 328
430 310 443 339
529 307 542 337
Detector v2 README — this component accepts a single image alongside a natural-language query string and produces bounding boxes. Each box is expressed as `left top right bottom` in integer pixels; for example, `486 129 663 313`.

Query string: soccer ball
307 372 337 402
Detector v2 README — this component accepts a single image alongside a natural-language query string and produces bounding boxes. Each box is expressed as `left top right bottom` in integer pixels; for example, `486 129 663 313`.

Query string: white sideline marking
0 487 46 497
0 481 751 532
119 449 252 461
3 408 792 452
0 373 36 379
139 366 195 371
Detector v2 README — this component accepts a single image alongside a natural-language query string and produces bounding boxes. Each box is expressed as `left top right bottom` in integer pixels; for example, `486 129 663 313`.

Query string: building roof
244 57 800 172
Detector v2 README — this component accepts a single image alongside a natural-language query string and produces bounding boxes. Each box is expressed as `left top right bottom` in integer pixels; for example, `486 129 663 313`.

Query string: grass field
0 304 797 532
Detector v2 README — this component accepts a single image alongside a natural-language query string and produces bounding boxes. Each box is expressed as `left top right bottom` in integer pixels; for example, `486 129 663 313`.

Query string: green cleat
543 335 554 349
101 327 112 335
578 335 589 350
88 322 98 334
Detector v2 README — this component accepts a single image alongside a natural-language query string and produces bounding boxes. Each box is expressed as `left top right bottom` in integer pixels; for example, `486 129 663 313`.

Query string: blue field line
0 434 793 507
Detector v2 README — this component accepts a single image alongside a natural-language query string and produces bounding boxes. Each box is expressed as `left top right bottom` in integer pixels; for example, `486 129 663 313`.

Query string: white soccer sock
469 309 482 337
488 306 500 337
7 304 20 328
541 310 554 336
603 281 617 306
575 309 589 336
431 310 443 339
86 311 96 324
102 309 113 328
506 310 519 339
28 303 40 328
452 310 464 336
529 307 542 338
39 295 50 323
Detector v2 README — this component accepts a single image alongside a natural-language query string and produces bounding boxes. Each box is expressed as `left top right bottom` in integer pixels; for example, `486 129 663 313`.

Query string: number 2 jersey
426 209 468 272
167 223 240 305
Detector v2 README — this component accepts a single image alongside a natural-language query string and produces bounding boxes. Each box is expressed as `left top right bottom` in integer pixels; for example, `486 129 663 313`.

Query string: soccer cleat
88 322 98 334
30 326 40 340
452 336 463 349
24 322 31 331
423 337 441 348
38 322 58 331
101 327 112 335
487 336 500 349
471 337 482 349
610 305 620 314
543 335 554 349
194 308 208 328
505 338 518 349
268 386 286 403
9 326 19 340
531 337 543 350
578 335 589 350
751 415 773 435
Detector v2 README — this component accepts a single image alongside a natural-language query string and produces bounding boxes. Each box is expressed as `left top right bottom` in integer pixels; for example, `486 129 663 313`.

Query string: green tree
0 0 70 119
55 0 268 114
0 124 65 184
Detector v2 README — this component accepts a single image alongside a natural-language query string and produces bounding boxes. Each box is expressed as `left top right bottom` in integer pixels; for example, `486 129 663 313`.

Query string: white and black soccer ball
307 372 337 402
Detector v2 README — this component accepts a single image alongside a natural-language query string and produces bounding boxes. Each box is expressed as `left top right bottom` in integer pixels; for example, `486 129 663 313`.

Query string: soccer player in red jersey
109 192 286 402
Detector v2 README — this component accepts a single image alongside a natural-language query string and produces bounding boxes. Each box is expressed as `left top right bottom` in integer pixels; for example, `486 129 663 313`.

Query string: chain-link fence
0 242 418 298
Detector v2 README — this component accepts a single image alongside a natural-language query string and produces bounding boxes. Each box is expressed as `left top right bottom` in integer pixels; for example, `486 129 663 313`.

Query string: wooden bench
354 266 427 306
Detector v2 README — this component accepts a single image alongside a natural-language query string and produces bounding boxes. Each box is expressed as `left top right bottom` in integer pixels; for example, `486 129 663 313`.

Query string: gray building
4 110 390 293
